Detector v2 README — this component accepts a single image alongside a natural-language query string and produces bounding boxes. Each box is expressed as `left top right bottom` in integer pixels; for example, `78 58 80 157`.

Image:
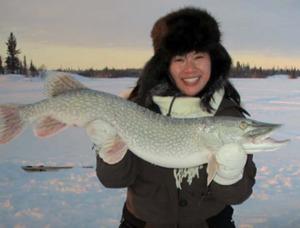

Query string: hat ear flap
211 44 232 80
136 53 169 105
151 17 169 53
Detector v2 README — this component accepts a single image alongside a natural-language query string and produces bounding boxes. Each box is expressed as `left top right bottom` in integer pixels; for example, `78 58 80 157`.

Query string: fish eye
239 121 248 130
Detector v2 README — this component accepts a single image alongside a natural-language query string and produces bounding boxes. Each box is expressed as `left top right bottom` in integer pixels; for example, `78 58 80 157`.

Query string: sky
0 0 299 69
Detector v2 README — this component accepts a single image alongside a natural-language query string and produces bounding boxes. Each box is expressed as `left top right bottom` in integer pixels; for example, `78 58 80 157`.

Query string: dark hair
129 7 243 113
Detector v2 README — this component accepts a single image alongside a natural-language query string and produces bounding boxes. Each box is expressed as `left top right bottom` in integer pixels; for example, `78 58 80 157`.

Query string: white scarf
152 89 225 188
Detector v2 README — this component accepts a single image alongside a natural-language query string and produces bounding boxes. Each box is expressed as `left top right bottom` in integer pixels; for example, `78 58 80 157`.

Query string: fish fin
206 153 218 186
45 73 87 97
0 104 24 144
34 116 68 138
96 135 128 164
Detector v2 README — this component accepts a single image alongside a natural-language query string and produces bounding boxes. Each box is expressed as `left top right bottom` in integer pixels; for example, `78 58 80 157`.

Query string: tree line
59 63 299 79
230 61 299 79
1 33 299 79
0 32 39 76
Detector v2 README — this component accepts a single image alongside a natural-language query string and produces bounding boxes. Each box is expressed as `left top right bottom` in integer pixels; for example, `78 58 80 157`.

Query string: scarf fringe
173 166 203 189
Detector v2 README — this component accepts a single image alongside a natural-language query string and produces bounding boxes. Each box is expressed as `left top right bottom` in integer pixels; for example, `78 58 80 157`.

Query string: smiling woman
91 6 257 228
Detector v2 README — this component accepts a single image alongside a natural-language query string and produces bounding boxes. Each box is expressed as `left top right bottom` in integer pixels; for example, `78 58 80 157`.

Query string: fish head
234 118 289 153
200 117 289 153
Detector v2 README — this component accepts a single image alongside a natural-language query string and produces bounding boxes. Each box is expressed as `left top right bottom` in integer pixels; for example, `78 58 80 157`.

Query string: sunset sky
0 0 299 69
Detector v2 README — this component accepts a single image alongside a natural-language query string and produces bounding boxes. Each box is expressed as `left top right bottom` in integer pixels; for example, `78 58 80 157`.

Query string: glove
86 119 128 164
213 143 247 185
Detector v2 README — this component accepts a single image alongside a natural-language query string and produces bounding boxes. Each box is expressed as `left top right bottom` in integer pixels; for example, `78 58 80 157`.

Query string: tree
0 56 4 74
38 64 47 78
22 56 28 76
5 32 21 74
29 60 38 77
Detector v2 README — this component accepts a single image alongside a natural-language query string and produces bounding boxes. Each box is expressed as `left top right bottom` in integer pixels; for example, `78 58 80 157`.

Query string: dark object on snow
21 165 94 172
82 165 94 168
21 165 73 172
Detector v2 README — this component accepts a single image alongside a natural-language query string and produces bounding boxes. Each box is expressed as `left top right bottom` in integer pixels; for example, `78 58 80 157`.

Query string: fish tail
0 104 24 144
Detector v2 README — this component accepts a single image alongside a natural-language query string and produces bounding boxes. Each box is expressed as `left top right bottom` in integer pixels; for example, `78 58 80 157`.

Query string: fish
0 73 289 185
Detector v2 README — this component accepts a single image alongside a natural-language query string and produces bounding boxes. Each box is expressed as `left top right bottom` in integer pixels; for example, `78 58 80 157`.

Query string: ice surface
0 73 299 227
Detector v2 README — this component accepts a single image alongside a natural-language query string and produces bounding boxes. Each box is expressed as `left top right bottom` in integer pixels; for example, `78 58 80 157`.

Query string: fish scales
0 74 289 176
17 88 207 167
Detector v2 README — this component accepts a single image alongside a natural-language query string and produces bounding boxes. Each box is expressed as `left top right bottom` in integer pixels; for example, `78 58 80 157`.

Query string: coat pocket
130 178 171 203
131 178 160 198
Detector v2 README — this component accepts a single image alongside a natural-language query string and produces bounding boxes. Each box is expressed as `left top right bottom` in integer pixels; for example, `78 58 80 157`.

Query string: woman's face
169 51 211 96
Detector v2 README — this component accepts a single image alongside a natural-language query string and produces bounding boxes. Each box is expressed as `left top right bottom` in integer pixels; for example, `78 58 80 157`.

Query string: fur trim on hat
151 7 221 54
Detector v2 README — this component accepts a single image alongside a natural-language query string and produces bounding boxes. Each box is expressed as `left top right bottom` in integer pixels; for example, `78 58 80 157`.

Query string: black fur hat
151 7 221 55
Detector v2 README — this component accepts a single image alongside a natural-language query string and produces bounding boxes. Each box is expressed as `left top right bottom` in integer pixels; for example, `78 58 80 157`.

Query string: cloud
21 171 101 194
239 225 254 228
251 191 270 201
259 166 270 175
15 208 44 220
1 0 299 54
264 174 293 189
13 224 26 228
291 168 300 176
253 162 299 197
238 215 269 226
1 1 300 68
2 199 13 209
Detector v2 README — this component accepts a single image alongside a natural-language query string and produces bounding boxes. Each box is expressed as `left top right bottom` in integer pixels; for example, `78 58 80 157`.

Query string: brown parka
96 97 256 227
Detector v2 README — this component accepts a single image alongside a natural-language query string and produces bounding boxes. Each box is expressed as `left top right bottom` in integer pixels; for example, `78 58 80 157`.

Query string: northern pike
0 74 289 185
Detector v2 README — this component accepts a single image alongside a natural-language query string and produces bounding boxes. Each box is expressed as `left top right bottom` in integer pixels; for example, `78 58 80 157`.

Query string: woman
90 7 256 228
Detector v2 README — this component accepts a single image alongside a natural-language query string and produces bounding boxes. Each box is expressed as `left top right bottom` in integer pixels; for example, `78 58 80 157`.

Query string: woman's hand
86 120 128 164
213 143 247 185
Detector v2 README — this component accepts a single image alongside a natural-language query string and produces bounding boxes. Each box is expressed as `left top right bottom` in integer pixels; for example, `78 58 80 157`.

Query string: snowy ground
0 73 299 228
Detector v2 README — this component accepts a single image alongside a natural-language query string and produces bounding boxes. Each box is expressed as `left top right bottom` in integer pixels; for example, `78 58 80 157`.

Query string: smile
182 77 200 85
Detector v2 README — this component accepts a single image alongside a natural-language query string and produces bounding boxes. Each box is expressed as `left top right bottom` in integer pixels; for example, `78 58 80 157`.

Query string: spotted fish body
0 74 289 173
17 88 211 168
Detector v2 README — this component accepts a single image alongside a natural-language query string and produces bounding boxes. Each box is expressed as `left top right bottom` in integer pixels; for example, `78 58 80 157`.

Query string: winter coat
95 96 256 227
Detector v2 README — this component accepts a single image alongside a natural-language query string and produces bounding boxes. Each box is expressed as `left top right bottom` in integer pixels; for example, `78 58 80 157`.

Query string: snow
0 73 299 227
267 74 294 79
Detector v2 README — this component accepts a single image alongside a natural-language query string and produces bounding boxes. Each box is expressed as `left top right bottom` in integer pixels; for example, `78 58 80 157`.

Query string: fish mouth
243 121 290 152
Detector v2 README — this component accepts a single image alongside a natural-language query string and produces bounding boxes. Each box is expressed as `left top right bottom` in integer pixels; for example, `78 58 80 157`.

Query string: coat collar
152 89 225 118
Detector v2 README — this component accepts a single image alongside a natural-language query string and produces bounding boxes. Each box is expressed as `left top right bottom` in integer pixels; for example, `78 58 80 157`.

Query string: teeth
182 77 199 83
